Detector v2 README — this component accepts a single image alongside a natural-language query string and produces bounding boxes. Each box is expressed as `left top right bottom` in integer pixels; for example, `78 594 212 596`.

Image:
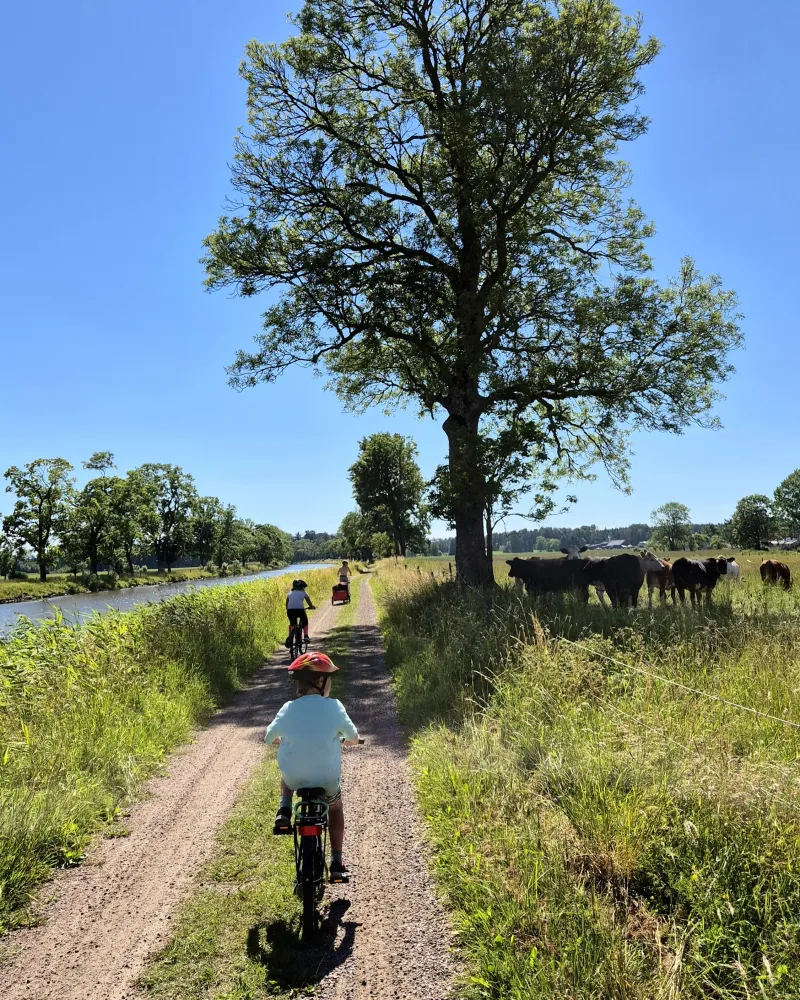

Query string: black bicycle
288 620 308 660
274 740 365 940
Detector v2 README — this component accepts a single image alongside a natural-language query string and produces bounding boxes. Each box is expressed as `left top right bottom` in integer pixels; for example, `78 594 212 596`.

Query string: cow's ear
580 545 588 552
728 556 735 562
506 560 513 565
560 548 568 555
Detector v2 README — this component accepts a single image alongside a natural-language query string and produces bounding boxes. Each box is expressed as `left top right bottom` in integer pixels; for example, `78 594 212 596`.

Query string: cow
578 552 662 608
671 556 729 606
760 559 791 589
725 557 740 580
506 556 589 600
646 557 675 607
559 543 608 605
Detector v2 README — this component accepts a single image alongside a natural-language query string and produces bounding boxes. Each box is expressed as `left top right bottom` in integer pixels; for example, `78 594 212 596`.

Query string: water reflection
0 564 327 635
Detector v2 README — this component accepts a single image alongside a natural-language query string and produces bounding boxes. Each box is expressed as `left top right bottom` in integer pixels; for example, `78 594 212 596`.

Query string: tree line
0 454 293 582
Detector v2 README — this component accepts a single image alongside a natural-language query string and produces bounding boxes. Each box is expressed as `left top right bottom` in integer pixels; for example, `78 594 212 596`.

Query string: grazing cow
760 559 791 589
671 556 729 606
646 557 675 607
725 557 740 580
560 543 608 605
578 552 658 608
506 556 590 600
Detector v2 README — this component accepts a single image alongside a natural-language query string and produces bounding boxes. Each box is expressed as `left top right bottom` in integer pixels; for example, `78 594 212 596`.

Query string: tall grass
373 560 800 999
0 568 334 932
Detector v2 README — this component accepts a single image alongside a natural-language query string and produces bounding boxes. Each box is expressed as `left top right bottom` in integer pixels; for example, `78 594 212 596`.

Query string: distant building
594 539 628 550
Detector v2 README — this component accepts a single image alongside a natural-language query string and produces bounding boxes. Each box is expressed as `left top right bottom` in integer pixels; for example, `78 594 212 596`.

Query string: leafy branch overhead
204 0 743 584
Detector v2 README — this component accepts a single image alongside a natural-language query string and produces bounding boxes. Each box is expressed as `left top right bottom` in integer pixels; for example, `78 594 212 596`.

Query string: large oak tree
205 0 742 585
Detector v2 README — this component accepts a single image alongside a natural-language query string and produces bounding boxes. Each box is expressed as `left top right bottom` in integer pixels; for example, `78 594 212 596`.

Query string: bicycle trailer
331 583 350 605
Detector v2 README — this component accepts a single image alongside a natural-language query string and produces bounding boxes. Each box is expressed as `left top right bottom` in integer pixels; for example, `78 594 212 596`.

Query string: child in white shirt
266 651 358 882
285 578 315 647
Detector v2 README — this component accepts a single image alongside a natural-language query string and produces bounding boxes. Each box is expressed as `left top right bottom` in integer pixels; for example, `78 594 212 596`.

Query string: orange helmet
288 651 339 673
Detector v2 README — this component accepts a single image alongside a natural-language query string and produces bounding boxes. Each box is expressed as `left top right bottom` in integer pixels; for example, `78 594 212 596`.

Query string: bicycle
287 603 315 661
274 739 364 941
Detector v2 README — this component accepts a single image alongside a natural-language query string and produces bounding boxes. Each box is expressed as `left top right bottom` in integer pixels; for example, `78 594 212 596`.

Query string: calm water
0 564 326 635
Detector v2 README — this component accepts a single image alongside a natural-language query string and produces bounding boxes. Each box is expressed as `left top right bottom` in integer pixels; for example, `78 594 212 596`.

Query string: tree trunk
39 558 47 582
485 508 494 580
444 412 493 587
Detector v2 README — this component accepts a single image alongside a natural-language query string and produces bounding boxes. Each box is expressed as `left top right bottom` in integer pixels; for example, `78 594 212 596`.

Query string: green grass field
372 553 800 999
0 567 336 933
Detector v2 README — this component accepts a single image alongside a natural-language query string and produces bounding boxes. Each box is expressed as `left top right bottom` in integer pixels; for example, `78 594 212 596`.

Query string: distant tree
349 434 427 557
774 470 800 539
191 496 224 566
84 451 116 476
339 512 374 561
62 474 119 575
109 475 149 574
3 458 75 581
535 535 547 551
370 532 394 559
131 464 198 573
215 505 238 566
650 502 692 551
730 494 773 549
0 534 23 579
249 523 292 566
545 538 561 552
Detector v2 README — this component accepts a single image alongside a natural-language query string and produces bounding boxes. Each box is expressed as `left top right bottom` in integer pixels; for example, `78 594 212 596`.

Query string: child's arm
265 702 289 744
304 592 315 609
335 700 359 745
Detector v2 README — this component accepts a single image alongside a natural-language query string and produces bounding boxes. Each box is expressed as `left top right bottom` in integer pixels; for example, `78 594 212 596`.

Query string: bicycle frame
294 793 329 939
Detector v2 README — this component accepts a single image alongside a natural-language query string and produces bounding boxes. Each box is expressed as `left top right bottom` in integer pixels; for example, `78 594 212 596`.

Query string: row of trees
1 454 292 581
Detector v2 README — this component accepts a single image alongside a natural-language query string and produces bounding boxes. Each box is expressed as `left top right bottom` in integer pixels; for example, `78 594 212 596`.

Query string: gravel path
314 578 457 1000
0 600 343 1000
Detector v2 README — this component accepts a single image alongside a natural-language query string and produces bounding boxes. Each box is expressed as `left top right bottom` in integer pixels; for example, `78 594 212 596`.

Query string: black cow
506 557 589 600
578 553 648 608
671 556 729 606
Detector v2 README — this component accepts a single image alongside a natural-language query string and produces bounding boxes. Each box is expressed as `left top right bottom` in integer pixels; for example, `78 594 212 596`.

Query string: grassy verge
142 576 363 1000
0 568 335 933
0 564 295 604
371 562 800 1000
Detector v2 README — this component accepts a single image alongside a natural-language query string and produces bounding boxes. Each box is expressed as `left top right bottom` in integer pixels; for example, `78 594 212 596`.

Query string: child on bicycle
265 651 359 882
285 579 315 648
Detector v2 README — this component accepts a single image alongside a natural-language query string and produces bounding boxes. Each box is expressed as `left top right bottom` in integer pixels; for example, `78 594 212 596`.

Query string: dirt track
314 579 457 1000
0 601 342 1000
0 579 457 1000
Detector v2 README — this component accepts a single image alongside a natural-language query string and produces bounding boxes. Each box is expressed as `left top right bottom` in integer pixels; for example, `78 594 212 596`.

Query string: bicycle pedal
273 823 293 836
329 873 350 884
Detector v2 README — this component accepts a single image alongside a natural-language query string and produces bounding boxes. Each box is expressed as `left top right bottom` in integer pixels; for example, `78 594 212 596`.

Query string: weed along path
0 599 344 1000
317 579 456 1000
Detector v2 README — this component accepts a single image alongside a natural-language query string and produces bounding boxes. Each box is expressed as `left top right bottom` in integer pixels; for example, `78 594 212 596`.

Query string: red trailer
331 583 350 605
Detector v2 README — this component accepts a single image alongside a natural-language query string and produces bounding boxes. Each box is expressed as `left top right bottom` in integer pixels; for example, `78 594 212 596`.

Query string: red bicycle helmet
288 651 339 673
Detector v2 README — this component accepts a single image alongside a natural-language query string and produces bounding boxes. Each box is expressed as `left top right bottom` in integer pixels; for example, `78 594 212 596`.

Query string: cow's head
638 549 664 571
716 557 730 574
560 544 588 559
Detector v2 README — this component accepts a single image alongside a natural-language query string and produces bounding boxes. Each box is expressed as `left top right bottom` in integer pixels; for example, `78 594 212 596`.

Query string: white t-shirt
265 695 358 796
286 589 310 609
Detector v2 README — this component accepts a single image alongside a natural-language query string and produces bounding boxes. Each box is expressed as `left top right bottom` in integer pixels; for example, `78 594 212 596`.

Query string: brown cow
646 557 675 607
760 559 792 589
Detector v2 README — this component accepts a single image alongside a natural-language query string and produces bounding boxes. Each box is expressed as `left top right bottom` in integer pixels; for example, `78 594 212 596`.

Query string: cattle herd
507 547 793 608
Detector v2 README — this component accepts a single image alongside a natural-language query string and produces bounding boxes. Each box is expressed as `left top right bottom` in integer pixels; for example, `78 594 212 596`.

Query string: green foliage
349 433 428 556
650 501 692 551
131 463 198 572
339 512 375 561
730 494 773 549
372 562 800 998
205 0 742 585
3 458 75 581
0 569 334 931
773 469 800 535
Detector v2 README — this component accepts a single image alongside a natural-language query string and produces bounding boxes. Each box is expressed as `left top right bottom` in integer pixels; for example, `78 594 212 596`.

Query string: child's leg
328 797 344 855
301 609 309 638
280 778 293 810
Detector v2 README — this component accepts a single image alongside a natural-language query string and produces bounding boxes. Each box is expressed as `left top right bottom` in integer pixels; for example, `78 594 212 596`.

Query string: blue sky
1 0 797 535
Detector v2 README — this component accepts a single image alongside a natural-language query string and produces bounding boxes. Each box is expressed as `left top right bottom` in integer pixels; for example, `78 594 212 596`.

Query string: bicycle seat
296 787 327 800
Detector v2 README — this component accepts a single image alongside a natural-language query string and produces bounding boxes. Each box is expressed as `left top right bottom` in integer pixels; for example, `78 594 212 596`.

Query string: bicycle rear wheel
300 834 318 939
